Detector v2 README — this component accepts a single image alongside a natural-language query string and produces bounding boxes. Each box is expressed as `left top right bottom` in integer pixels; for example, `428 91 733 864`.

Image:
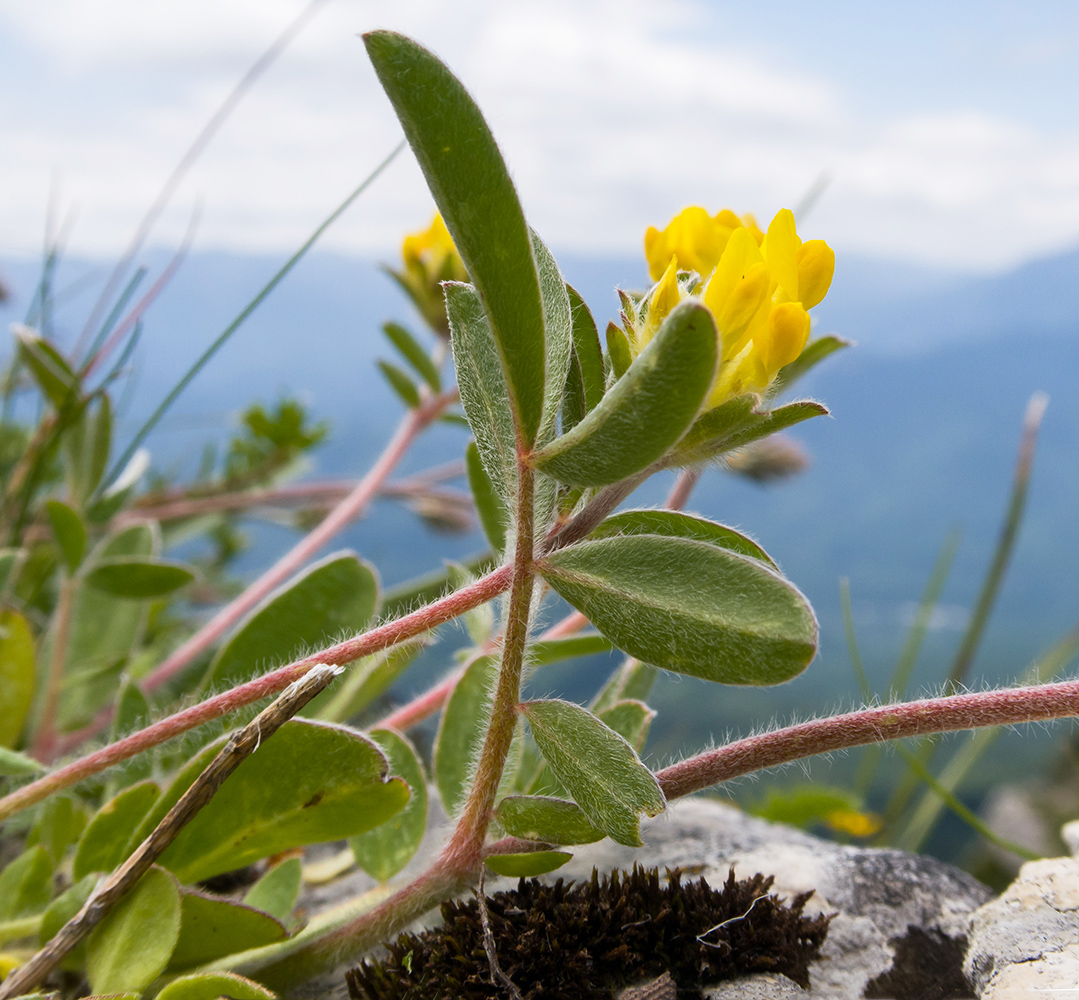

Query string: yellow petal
644 206 729 282
760 302 811 375
640 257 683 350
705 260 770 350
762 208 800 302
796 240 835 309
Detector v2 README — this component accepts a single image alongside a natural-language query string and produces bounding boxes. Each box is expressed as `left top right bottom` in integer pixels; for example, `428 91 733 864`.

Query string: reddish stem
656 678 1079 801
0 564 512 823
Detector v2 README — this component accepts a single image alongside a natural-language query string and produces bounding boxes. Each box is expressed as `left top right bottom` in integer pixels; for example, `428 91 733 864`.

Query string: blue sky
2 0 1078 270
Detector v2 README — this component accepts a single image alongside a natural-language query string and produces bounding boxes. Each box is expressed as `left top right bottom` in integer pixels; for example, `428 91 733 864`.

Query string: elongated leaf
567 285 605 413
13 326 78 407
591 509 776 569
350 729 428 883
365 31 546 443
170 891 287 971
156 972 276 1000
0 847 52 920
379 551 495 622
772 334 851 393
466 441 507 554
86 866 181 995
84 556 194 598
434 654 497 815
532 231 572 444
540 535 817 685
496 795 603 845
377 359 421 409
138 719 408 883
312 642 421 724
598 700 655 754
591 659 657 715
0 746 44 777
28 796 87 864
73 781 161 880
446 282 517 500
45 500 87 573
528 633 612 666
243 858 302 924
485 851 572 877
64 391 112 504
382 321 441 391
0 609 35 748
205 552 378 689
521 699 664 847
605 322 631 381
532 301 718 486
674 396 828 464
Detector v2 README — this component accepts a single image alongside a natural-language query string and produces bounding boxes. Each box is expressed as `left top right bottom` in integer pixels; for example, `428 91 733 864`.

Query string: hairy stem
656 677 1079 800
0 563 512 823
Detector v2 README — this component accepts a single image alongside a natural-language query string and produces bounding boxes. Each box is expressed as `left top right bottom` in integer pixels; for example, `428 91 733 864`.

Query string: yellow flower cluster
390 213 468 337
636 206 834 408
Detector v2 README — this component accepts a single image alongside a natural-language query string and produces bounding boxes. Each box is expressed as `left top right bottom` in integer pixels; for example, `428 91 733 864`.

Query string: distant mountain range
2 244 1078 774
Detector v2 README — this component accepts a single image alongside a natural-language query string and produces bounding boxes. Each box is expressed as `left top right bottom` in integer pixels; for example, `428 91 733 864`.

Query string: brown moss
346 866 831 1000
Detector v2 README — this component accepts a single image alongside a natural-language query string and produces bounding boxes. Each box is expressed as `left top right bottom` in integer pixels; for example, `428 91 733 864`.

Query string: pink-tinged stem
53 391 457 756
656 678 1079 801
0 564 512 823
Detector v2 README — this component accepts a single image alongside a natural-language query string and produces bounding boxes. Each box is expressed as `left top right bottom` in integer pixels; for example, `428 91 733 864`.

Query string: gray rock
964 855 1079 998
703 973 808 998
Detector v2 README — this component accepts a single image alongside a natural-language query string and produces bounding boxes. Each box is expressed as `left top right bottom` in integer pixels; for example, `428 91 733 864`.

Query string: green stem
0 915 42 947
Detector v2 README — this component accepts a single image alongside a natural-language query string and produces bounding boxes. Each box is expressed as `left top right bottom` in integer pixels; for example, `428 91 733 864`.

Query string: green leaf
377 359 421 409
364 31 546 443
204 552 379 689
495 795 603 845
434 654 497 816
86 866 181 995
350 729 428 883
521 699 664 847
382 321 441 392
0 609 35 748
673 396 828 465
156 972 276 1000
73 781 161 881
39 873 96 971
45 500 87 573
532 301 718 486
0 746 44 777
591 659 658 715
772 334 851 394
0 847 53 921
445 282 517 501
539 534 817 686
107 680 153 792
65 391 113 503
527 633 612 666
379 552 496 622
591 509 777 569
567 285 605 414
242 858 302 924
605 322 631 381
13 326 79 407
312 642 421 724
138 719 409 883
597 700 655 754
170 890 287 971
485 851 573 878
84 556 195 598
466 441 508 555
532 231 572 444
27 796 87 864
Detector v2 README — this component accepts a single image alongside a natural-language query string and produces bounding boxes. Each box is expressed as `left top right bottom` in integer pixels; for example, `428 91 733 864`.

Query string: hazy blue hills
2 244 1078 772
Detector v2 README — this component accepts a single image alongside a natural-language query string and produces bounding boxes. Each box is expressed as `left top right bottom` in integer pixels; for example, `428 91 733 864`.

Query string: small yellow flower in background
825 807 884 839
631 205 835 409
385 213 468 337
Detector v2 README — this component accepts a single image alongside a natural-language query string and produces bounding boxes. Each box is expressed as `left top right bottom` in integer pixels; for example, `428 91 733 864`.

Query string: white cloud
2 0 1079 270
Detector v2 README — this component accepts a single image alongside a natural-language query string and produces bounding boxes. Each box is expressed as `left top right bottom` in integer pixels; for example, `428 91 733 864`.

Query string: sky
3 0 1079 271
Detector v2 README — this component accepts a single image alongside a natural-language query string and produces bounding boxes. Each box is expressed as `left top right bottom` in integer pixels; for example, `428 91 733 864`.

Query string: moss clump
346 865 830 1000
